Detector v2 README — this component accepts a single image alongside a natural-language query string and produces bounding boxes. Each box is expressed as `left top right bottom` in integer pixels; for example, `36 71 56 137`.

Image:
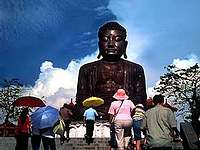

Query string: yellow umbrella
82 96 104 107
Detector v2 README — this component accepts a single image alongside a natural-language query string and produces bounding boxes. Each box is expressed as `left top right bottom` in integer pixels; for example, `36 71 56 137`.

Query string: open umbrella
82 96 104 107
13 96 45 107
30 106 59 129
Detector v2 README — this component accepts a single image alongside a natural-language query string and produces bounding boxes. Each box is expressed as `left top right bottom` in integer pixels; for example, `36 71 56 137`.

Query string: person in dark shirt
59 103 73 143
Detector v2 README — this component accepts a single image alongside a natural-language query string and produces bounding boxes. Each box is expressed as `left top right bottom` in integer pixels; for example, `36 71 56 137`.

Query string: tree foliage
154 63 200 133
0 79 25 123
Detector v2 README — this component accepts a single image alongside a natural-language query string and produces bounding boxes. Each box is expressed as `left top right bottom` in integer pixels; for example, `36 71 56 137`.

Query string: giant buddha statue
75 21 147 120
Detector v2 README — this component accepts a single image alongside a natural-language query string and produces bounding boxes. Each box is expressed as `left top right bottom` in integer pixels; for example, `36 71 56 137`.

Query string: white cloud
172 54 199 69
146 81 161 98
150 54 200 97
30 52 98 108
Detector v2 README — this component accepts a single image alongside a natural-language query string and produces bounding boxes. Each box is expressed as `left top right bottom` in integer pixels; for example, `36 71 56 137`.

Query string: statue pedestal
66 121 110 138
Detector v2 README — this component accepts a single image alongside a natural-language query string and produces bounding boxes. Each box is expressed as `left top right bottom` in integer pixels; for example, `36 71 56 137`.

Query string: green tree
154 63 200 134
0 79 25 123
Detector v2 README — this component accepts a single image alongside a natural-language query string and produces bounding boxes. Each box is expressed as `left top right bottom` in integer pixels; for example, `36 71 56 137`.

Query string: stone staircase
0 122 194 150
58 138 110 150
0 137 184 150
0 137 110 150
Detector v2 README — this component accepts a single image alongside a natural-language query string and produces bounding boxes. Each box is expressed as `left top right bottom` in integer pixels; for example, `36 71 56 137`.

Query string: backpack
53 119 66 135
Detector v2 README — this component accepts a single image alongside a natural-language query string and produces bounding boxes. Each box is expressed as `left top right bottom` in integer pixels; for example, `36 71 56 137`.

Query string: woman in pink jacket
108 89 136 150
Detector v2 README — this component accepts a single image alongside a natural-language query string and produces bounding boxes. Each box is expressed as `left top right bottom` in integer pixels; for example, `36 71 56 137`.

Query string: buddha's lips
105 49 117 54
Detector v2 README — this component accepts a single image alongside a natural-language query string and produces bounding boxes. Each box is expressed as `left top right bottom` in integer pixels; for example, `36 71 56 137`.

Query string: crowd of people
106 89 180 150
14 90 180 150
15 104 73 150
14 21 181 150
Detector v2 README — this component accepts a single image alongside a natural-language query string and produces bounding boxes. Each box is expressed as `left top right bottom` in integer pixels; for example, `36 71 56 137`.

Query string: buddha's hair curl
98 21 127 39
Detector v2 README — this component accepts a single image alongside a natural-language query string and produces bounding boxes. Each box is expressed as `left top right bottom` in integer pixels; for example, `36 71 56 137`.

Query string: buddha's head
98 21 128 61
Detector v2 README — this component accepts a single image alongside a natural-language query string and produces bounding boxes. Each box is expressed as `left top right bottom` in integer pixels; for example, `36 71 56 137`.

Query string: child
132 104 145 150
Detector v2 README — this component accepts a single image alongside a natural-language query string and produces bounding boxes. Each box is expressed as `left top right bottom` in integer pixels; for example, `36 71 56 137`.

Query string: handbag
53 119 66 135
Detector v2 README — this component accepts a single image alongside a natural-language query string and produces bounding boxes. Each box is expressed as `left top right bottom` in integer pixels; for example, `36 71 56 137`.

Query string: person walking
59 103 73 143
132 104 145 150
31 122 41 150
108 89 136 150
15 108 31 150
83 105 98 144
141 94 179 150
40 127 56 150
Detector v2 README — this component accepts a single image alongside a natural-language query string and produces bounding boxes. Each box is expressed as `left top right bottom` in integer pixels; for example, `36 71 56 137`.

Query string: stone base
68 121 110 138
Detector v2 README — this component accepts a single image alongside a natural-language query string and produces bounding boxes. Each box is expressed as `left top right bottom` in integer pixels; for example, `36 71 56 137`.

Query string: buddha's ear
123 40 128 59
124 40 128 49
97 41 101 59
124 53 127 59
97 52 101 59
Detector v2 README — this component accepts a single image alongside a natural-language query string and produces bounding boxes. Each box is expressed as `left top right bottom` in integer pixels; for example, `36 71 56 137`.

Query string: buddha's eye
101 36 108 42
115 36 122 42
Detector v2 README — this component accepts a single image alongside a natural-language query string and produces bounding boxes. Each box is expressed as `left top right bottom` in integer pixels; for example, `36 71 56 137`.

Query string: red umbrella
13 96 46 107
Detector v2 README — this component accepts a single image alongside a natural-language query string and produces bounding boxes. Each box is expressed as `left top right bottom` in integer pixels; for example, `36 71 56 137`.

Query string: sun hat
113 89 129 100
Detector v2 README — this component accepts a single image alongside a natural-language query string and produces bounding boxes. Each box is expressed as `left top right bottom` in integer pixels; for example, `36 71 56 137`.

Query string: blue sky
0 0 200 107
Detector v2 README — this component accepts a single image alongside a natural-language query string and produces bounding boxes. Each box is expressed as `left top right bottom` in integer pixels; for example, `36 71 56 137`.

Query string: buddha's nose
107 40 115 48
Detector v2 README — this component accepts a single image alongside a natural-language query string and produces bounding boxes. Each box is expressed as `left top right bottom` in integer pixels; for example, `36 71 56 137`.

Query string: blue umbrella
31 106 59 129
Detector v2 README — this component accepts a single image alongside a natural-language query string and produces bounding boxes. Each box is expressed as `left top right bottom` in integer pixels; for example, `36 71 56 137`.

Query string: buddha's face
98 29 127 61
